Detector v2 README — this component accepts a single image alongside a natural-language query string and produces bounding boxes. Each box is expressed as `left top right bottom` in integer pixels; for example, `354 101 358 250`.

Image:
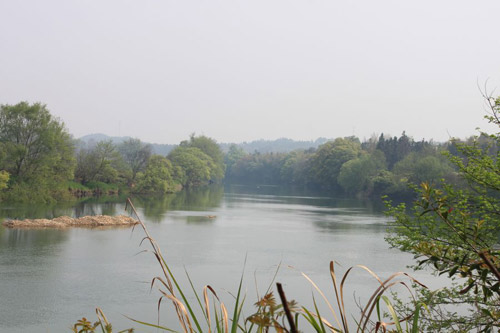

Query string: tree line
225 132 497 198
0 102 225 202
2 101 497 203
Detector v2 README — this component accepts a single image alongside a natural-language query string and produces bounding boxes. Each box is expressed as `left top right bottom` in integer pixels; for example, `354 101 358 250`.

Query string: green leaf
381 296 402 333
448 265 459 277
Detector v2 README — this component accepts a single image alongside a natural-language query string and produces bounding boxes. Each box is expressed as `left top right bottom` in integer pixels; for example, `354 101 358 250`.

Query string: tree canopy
0 102 75 201
308 137 362 189
180 135 225 181
169 146 217 187
75 140 124 185
338 150 387 195
118 138 152 182
0 100 484 204
134 155 176 194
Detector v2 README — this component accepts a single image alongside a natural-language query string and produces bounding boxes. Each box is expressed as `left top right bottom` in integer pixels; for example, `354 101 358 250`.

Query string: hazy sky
1 0 499 144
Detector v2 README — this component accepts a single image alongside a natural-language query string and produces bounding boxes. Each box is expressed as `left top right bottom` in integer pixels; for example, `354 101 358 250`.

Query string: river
0 185 429 332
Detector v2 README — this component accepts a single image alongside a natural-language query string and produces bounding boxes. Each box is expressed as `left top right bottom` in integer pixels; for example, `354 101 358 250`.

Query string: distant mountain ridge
78 133 132 145
77 133 330 155
219 137 329 153
77 133 176 155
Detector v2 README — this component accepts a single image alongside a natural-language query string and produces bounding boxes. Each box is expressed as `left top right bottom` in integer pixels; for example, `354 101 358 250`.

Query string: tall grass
72 198 429 332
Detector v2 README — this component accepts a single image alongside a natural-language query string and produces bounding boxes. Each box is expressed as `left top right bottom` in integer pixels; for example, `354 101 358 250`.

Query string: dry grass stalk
301 261 428 333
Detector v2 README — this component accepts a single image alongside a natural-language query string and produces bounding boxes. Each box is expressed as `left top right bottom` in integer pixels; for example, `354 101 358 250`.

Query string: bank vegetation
0 101 497 203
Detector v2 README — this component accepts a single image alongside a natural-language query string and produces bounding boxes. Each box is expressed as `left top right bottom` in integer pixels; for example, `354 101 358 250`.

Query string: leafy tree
371 170 407 196
224 144 247 179
180 134 225 181
360 133 380 153
0 143 10 193
448 133 499 158
168 146 216 186
0 102 75 181
0 170 9 191
118 138 152 182
229 152 286 185
377 132 414 169
338 150 387 195
280 150 314 185
393 151 453 185
386 95 500 331
134 155 175 193
0 102 75 201
310 137 361 189
75 140 123 184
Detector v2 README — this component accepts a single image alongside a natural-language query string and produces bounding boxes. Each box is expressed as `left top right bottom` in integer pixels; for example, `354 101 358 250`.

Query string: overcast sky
1 0 499 144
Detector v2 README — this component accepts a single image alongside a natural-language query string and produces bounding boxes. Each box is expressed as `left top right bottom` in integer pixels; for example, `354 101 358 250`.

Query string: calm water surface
0 185 430 332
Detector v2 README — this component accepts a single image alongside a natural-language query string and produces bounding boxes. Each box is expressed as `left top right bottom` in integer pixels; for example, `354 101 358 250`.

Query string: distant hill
220 137 330 153
77 134 330 155
77 133 177 155
78 133 132 145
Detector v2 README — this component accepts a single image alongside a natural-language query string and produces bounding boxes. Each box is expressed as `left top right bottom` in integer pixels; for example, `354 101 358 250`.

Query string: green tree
134 155 175 193
377 132 413 169
280 150 314 185
168 146 216 187
338 150 387 195
0 170 9 191
386 95 500 331
75 140 123 184
371 169 407 196
118 138 152 182
0 143 10 194
310 137 361 189
229 152 286 185
224 144 247 179
393 151 453 184
180 134 225 181
0 102 75 201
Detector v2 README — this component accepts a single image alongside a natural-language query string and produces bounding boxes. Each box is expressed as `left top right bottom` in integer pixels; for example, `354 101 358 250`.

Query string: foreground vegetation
385 94 500 331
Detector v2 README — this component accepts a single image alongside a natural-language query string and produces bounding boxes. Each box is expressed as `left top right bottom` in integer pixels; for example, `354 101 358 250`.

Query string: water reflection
224 184 386 214
313 217 387 232
0 202 75 220
0 228 68 252
226 184 328 197
133 185 224 222
0 187 224 226
185 216 217 223
223 185 389 234
73 200 122 217
0 195 129 221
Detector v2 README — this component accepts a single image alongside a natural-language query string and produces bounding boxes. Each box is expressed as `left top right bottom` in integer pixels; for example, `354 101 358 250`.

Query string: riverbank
67 181 184 199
